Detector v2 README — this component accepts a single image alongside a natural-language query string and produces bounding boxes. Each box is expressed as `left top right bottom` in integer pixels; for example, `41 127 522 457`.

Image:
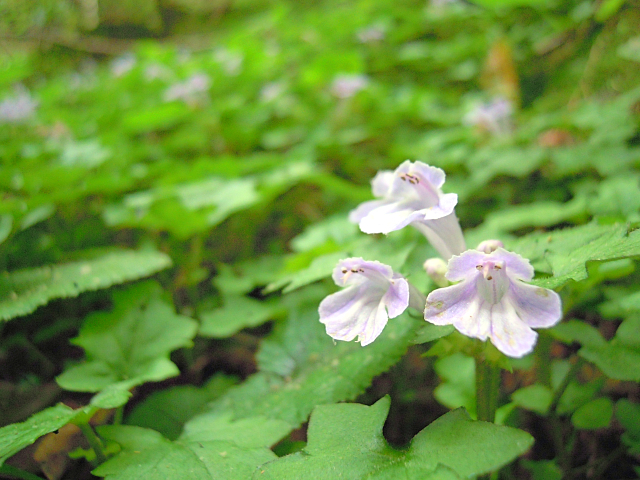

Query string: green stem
549 357 585 415
0 464 45 480
535 333 552 387
113 405 124 425
475 357 500 423
77 422 107 465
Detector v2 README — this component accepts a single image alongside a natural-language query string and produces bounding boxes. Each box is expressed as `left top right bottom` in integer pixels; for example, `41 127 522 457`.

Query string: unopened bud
423 258 449 287
476 239 504 254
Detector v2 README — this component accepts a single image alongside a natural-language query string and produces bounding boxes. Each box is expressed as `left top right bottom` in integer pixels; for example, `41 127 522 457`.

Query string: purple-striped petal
320 258 410 346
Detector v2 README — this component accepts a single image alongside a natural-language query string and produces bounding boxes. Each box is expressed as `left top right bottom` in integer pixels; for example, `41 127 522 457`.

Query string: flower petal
488 301 538 358
371 170 394 197
490 249 534 282
508 282 562 328
445 250 487 282
421 193 458 220
424 280 477 325
415 213 467 260
383 275 410 318
357 201 427 234
331 258 393 287
319 285 389 345
405 161 446 189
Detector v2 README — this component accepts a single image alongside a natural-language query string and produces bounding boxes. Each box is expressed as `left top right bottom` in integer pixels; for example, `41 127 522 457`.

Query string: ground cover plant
1 0 640 478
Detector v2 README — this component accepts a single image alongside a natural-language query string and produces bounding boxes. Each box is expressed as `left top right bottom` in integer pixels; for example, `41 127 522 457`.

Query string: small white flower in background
423 257 449 287
0 85 38 124
260 81 286 103
330 74 369 99
357 25 385 43
319 258 409 346
349 161 466 260
424 245 562 358
163 73 211 104
110 53 136 77
213 48 243 76
144 63 171 82
464 97 513 136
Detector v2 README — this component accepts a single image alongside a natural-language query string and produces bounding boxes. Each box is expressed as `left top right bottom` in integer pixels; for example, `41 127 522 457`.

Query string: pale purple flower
424 248 562 358
110 53 136 77
357 25 385 43
213 48 243 76
319 258 410 346
163 73 211 104
349 161 466 260
463 97 513 136
330 74 369 99
0 85 38 124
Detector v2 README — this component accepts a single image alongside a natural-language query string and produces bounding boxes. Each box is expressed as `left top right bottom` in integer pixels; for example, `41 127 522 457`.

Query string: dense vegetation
1 0 640 478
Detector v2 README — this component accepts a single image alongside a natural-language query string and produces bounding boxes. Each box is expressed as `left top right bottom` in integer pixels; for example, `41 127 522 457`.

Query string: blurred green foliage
1 0 640 478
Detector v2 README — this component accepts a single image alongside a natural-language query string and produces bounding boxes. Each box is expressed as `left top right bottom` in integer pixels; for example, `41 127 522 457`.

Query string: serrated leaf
103 177 261 238
0 250 172 322
194 289 420 429
0 404 79 466
507 222 640 289
256 397 533 479
126 375 237 440
199 296 285 338
93 423 278 480
265 236 416 294
264 251 346 294
56 281 198 392
180 413 291 448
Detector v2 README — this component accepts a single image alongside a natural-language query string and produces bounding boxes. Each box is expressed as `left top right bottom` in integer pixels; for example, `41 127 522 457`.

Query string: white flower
349 161 466 260
0 85 38 124
330 74 369 99
424 247 562 357
464 97 513 136
319 258 409 346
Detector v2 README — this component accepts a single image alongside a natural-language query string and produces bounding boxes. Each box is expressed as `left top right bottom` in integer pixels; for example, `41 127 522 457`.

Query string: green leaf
616 399 640 452
56 281 198 392
126 375 237 440
256 397 533 479
512 384 553 415
265 236 416 294
433 353 476 416
264 251 346 294
571 397 613 430
93 424 277 480
199 296 285 338
194 289 420 429
523 460 563 480
180 413 291 447
412 323 455 344
507 222 640 289
103 177 261 238
0 250 172 322
0 404 79 466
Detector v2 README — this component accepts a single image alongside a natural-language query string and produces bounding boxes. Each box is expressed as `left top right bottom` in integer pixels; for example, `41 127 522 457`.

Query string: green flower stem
475 357 500 423
77 422 107 465
0 464 45 480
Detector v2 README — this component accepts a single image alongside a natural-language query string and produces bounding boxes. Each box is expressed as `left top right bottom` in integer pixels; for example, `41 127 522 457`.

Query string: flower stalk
475 356 501 423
